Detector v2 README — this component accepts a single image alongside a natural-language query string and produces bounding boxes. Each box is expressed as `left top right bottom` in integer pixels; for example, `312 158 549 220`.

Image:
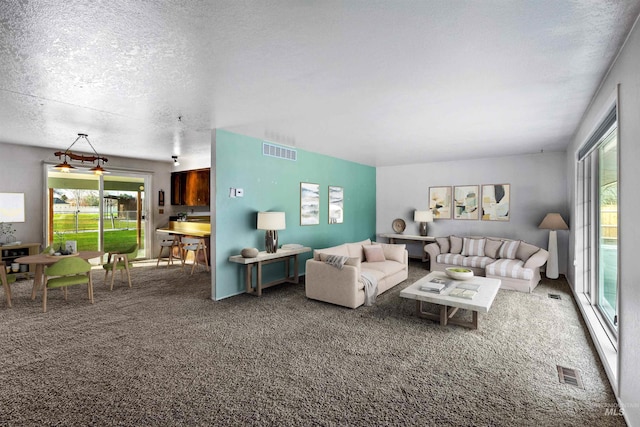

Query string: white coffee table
400 271 501 329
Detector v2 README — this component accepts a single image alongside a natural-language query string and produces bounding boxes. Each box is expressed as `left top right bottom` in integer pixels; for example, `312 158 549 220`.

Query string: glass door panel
48 172 101 252
597 131 618 329
103 174 146 257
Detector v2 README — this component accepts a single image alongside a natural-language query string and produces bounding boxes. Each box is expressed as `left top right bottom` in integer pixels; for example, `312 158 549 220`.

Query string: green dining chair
1 261 17 308
42 256 94 313
103 244 138 290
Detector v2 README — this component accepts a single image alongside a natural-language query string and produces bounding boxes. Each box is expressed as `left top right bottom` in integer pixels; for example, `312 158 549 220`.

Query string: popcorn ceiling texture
1 1 639 166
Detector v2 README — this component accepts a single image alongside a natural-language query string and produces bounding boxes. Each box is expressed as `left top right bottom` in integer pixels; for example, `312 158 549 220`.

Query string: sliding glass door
47 169 149 258
597 132 618 328
577 108 618 337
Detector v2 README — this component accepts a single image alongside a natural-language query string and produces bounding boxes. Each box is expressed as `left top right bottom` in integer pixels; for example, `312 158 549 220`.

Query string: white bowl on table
445 267 474 281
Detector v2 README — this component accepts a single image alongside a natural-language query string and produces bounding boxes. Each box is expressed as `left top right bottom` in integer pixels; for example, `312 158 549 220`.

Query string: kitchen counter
157 221 211 237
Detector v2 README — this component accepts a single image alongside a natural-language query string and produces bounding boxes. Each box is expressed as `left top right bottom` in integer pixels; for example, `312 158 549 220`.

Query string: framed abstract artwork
0 192 25 222
429 186 452 219
328 186 343 224
481 184 510 221
300 182 320 225
453 185 479 220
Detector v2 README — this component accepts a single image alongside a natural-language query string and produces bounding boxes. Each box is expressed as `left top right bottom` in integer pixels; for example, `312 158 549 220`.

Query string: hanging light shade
89 163 107 175
53 133 109 175
54 158 76 172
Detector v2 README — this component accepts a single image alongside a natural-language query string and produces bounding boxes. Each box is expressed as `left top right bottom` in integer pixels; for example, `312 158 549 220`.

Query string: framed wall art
300 182 320 225
481 184 510 221
453 185 479 220
328 186 343 224
429 186 452 219
0 192 25 222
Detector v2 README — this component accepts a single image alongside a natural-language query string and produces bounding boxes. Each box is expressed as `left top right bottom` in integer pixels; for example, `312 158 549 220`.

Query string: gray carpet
0 260 624 426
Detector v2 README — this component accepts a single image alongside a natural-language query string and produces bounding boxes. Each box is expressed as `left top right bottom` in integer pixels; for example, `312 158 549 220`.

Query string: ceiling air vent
263 142 297 161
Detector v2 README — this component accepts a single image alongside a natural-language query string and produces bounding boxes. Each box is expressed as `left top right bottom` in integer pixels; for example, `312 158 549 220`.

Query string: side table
228 247 311 296
378 233 436 262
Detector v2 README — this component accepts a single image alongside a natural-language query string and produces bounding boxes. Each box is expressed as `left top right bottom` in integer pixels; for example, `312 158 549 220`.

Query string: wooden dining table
15 251 104 300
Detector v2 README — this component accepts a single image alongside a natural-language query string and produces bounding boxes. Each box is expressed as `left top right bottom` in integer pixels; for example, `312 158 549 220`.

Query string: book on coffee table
456 283 480 291
420 282 445 293
449 287 477 299
420 277 458 293
428 277 455 286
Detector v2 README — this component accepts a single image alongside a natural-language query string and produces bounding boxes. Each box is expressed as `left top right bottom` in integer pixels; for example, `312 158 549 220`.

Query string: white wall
0 142 173 252
377 152 569 272
566 16 640 425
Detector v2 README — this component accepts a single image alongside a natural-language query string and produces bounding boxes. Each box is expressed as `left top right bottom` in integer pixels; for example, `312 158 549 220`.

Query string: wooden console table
228 247 311 296
378 233 436 262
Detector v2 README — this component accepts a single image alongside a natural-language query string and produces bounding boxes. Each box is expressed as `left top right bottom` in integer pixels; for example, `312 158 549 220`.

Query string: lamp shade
538 213 569 230
414 210 434 223
257 212 286 230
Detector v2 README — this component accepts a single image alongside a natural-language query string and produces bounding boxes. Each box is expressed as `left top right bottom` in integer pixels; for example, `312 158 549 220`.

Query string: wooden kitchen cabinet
171 168 210 206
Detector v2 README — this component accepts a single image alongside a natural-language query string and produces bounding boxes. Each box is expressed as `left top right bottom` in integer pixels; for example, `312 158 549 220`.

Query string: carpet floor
0 260 624 426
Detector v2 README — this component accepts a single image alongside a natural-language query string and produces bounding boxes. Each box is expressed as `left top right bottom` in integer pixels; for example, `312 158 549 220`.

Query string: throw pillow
449 236 463 254
436 237 450 253
344 257 362 268
461 238 486 256
363 245 386 262
498 240 520 260
319 254 349 269
319 253 360 269
516 241 539 262
484 239 503 259
313 244 348 260
345 239 372 260
379 242 405 263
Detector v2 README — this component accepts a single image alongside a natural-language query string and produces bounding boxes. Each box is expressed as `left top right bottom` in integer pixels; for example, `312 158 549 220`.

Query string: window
577 106 618 340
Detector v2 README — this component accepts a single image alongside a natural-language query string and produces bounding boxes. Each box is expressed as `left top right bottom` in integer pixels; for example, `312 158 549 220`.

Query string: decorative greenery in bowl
445 267 474 281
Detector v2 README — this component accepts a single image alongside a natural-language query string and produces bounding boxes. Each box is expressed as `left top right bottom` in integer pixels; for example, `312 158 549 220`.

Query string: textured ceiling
1 1 639 167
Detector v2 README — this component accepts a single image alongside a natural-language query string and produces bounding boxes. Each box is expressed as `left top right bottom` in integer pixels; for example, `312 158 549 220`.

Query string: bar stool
157 234 181 267
180 237 210 275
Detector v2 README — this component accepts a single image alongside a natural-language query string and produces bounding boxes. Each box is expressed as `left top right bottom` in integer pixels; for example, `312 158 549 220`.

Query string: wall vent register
263 142 297 161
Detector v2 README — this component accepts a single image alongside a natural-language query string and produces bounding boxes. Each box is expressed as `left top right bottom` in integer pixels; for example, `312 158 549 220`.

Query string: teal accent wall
215 130 376 300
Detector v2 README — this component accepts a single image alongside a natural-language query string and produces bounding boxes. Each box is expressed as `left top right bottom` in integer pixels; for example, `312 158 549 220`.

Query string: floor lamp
538 213 569 279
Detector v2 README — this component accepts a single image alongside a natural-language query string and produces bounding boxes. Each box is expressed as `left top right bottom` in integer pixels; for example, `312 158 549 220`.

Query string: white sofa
424 236 549 293
305 239 408 308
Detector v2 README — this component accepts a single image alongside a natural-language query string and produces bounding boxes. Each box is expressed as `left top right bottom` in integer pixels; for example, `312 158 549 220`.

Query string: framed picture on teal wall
301 182 320 225
328 186 343 224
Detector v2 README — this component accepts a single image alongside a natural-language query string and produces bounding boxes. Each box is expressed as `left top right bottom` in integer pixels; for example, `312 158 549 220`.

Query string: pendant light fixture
53 133 109 175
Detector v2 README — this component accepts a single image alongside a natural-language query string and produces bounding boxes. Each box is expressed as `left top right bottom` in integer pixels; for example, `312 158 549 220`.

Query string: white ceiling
1 1 639 167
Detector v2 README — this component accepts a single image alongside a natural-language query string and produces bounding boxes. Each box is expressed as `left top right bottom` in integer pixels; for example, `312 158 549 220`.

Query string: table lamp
538 213 569 279
257 212 286 253
414 210 434 236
